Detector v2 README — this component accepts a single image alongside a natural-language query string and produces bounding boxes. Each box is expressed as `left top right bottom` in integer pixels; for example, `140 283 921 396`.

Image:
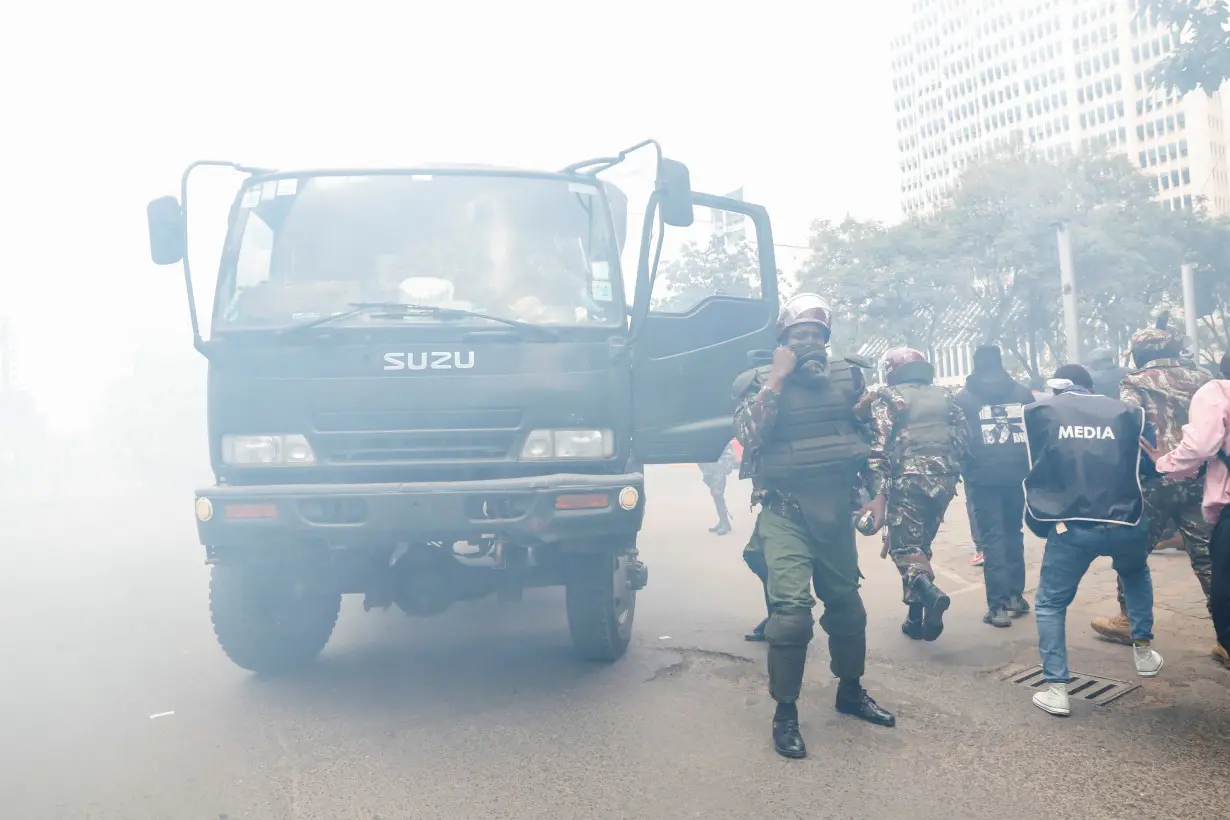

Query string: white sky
1 0 905 430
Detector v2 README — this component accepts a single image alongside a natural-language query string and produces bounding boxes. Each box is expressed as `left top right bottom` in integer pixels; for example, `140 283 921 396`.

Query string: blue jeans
1035 520 1154 683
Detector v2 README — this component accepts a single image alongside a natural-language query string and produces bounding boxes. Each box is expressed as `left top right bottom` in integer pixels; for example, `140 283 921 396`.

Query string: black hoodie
954 368 1037 485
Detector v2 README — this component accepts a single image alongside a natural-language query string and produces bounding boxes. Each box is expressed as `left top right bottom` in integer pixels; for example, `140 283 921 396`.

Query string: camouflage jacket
854 382 969 488
733 360 879 498
1119 359 1213 453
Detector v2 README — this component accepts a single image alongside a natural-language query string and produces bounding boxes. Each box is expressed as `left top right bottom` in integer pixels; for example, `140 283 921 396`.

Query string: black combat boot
745 616 769 642
835 679 896 727
910 575 951 642
772 702 806 758
901 604 925 639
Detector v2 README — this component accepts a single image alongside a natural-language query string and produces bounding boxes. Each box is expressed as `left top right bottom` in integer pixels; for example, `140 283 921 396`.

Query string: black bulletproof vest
760 360 872 486
1022 392 1145 536
894 382 955 460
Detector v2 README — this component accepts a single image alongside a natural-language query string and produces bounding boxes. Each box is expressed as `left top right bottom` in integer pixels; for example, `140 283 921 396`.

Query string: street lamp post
1054 222 1080 364
1180 262 1199 349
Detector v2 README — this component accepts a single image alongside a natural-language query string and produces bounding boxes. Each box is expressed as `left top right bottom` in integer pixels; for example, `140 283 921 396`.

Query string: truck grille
313 409 522 464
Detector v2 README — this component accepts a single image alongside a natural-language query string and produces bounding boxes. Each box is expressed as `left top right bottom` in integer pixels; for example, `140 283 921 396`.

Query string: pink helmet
883 347 927 385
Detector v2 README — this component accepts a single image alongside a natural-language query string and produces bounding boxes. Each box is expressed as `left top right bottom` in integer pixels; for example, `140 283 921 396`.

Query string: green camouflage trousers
1117 478 1214 610
885 474 959 603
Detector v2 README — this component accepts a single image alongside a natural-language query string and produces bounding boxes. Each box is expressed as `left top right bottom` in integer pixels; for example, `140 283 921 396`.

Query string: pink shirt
1155 379 1230 524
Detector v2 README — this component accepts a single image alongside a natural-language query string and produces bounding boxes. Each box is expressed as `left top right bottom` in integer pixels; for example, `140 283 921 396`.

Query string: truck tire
209 564 342 675
565 551 636 661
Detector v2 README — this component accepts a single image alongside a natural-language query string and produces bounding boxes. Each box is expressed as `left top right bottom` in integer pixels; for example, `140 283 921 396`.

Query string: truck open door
630 192 780 464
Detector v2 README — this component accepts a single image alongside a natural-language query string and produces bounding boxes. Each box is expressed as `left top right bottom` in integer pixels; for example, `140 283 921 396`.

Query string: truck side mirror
147 195 186 266
657 158 694 228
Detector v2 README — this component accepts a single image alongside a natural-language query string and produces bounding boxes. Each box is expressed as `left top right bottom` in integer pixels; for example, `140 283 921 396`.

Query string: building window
1139 151 1148 168
1182 167 1191 185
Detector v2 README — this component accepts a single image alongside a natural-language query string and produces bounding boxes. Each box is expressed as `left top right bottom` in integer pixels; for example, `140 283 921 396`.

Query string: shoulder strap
732 366 771 401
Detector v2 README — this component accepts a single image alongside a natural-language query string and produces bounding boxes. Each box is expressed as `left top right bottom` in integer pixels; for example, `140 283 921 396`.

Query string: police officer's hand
767 346 798 389
858 493 887 533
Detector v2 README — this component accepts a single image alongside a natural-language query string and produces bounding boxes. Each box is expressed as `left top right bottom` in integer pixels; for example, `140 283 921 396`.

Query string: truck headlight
519 429 614 460
221 434 317 466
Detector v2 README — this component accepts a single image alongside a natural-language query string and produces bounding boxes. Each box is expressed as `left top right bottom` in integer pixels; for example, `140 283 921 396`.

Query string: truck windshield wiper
276 302 558 339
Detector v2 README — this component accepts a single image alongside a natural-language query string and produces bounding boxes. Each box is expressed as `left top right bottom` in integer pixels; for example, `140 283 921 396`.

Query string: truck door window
648 208 764 314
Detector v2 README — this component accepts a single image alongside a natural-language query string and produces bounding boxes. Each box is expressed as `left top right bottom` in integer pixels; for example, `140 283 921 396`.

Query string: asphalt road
2 467 1228 820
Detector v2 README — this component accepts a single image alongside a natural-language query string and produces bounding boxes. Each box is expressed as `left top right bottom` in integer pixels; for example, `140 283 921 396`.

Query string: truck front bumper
193 473 646 547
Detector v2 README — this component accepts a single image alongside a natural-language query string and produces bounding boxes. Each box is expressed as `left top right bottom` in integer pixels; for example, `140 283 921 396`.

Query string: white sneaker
1134 645 1164 677
1032 683 1070 716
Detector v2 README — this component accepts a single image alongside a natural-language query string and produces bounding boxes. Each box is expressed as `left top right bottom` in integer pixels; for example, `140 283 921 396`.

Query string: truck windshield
214 172 623 330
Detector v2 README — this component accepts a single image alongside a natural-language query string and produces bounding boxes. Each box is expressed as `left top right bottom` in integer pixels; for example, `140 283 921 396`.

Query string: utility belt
759 489 805 521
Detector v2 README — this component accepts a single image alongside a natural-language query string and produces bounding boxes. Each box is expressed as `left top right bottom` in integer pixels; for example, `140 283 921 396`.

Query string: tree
798 148 1226 383
1140 1 1230 95
799 217 964 355
651 236 766 313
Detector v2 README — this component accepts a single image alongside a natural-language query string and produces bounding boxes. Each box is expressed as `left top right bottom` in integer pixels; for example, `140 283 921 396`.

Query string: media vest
739 359 872 487
1022 391 1145 537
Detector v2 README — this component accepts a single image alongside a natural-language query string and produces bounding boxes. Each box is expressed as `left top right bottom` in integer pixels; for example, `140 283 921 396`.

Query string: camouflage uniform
698 440 739 495
1118 353 1214 604
1093 323 1215 644
857 384 969 603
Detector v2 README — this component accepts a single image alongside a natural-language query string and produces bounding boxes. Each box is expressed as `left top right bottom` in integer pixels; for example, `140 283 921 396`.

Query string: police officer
1025 365 1163 717
1090 316 1216 651
1085 347 1129 398
858 348 969 641
734 293 895 760
1179 336 1215 378
698 440 738 535
742 532 771 641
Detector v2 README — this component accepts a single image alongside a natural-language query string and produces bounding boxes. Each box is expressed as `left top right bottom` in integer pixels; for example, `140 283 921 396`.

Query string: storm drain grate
999 664 1139 706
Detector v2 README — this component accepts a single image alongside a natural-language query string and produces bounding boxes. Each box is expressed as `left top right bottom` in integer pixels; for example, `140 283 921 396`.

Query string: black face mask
789 342 830 384
789 341 828 365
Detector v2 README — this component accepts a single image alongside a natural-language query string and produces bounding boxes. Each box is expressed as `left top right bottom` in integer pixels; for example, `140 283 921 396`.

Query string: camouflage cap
1128 325 1182 356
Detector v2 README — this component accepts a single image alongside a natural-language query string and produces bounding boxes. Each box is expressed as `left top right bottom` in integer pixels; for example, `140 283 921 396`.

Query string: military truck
145 141 780 673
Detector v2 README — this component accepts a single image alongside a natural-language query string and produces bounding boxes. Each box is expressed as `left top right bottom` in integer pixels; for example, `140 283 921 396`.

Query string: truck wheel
209 564 342 675
565 551 636 661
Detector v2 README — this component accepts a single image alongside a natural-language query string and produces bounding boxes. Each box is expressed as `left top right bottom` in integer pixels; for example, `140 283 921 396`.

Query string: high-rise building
890 0 1230 218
